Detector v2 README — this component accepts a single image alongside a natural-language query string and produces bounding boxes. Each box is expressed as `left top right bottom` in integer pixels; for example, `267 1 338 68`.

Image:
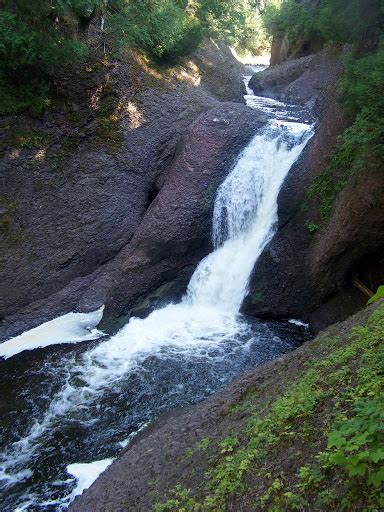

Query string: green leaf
327 432 346 448
367 285 384 305
347 463 367 476
367 469 384 488
329 452 346 465
370 448 384 463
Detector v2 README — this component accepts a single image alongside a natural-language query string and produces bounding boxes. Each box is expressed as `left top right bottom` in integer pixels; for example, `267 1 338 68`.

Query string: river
0 66 314 511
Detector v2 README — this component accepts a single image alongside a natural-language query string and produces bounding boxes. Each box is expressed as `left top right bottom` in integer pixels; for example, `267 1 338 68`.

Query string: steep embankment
0 41 266 340
71 300 384 511
244 50 384 331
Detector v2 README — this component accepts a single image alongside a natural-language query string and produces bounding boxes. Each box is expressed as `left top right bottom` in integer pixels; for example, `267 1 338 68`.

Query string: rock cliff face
0 41 266 339
270 32 323 66
244 49 384 330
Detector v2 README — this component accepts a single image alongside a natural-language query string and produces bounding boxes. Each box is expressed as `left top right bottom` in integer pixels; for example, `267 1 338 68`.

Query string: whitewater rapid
0 73 313 510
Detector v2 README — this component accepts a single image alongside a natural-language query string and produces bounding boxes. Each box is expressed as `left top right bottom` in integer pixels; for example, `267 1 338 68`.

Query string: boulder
249 52 342 105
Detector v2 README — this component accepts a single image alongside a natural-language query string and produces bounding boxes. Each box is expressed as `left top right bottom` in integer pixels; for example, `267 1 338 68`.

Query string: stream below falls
0 67 315 511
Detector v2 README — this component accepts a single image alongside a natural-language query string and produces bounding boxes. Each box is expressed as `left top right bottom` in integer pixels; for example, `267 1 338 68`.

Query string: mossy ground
153 303 384 511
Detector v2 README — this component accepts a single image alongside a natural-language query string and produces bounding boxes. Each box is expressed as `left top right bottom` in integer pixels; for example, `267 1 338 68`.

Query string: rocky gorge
2 38 382 341
68 37 383 510
245 49 384 331
0 7 383 510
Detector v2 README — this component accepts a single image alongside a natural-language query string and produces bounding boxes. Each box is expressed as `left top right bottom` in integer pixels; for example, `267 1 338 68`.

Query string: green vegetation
154 303 384 510
195 0 270 56
308 41 384 221
325 397 384 485
263 0 322 45
0 1 87 115
261 1 384 224
9 130 50 150
0 0 269 116
305 222 319 233
107 0 202 61
262 0 383 45
368 285 384 305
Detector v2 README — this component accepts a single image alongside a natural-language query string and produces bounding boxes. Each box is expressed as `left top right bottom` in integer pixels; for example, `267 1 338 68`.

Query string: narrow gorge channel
0 70 314 511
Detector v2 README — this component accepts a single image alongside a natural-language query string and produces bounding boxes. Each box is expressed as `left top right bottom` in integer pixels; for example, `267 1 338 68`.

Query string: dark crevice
145 184 160 210
347 250 384 294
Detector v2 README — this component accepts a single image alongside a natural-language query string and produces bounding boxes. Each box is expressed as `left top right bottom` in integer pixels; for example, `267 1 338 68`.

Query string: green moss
13 131 50 150
306 162 351 222
2 123 51 151
185 448 194 459
197 438 211 452
45 134 82 171
367 285 384 305
305 222 320 234
95 84 122 150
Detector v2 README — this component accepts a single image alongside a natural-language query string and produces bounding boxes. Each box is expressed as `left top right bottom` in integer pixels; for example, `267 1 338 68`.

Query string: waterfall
47 122 311 394
0 86 313 509
186 123 310 312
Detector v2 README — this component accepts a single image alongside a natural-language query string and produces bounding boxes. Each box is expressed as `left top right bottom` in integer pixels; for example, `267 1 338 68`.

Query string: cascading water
187 123 310 311
0 69 313 510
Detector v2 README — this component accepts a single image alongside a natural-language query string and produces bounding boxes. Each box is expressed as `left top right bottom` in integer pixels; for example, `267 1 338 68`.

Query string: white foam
14 500 35 512
0 468 33 489
288 319 309 328
118 422 148 449
66 458 114 500
0 307 105 360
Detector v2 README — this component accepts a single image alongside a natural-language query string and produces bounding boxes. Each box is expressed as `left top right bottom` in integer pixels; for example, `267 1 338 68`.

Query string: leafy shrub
0 77 51 116
317 0 382 43
108 0 203 61
198 0 245 45
338 44 384 164
108 0 267 61
262 0 383 45
0 11 87 80
263 0 322 44
307 40 384 221
0 2 88 115
326 397 384 488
